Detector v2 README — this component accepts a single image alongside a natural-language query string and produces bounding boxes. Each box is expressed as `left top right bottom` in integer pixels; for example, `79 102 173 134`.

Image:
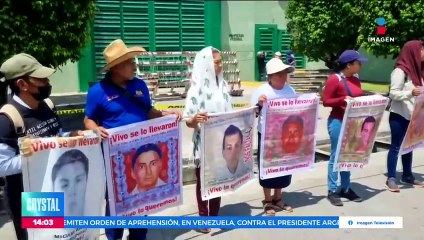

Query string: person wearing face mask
0 53 83 240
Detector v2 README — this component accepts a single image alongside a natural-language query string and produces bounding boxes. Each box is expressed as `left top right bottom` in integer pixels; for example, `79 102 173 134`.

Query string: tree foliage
358 0 424 58
286 0 424 69
0 0 96 68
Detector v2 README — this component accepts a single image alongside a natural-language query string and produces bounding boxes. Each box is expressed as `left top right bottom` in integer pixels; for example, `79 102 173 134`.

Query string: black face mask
31 84 52 101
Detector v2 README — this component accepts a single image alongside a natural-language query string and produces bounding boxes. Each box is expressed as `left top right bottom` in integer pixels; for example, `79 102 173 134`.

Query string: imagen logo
376 17 387 35
368 17 395 43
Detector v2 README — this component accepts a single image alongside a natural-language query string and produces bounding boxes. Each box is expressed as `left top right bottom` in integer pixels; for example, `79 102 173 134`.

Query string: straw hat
100 39 146 72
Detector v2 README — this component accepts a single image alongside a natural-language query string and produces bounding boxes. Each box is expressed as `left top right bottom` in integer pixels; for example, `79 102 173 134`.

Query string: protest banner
200 107 256 200
21 132 105 240
401 94 424 154
260 93 319 179
334 95 389 171
102 115 182 216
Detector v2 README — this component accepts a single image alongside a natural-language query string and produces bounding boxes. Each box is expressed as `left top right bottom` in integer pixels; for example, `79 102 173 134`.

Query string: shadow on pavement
219 202 262 217
349 182 385 201
147 227 192 240
211 202 262 237
284 191 326 209
0 215 10 229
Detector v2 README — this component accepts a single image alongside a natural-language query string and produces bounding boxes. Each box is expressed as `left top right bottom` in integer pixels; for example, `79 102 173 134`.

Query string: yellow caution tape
56 103 250 116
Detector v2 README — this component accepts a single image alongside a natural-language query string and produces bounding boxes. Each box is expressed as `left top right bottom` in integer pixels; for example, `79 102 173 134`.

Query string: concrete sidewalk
0 84 419 240
2 149 421 240
142 149 424 240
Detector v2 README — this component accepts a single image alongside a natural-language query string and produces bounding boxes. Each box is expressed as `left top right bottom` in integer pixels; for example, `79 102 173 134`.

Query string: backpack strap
0 104 25 137
43 98 54 110
336 73 353 97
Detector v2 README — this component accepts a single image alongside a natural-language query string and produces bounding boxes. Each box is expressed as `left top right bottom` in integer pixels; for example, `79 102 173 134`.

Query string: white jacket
389 68 417 120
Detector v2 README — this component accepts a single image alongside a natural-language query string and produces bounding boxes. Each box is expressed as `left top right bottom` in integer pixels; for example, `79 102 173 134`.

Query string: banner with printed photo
200 107 256 200
260 94 319 179
334 95 389 171
401 94 424 154
21 132 105 240
103 115 182 216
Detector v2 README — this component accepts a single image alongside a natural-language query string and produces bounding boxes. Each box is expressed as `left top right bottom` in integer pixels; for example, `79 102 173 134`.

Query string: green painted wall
54 0 393 95
221 1 287 81
220 1 394 82
358 49 394 83
50 61 80 94
205 1 222 49
221 1 325 81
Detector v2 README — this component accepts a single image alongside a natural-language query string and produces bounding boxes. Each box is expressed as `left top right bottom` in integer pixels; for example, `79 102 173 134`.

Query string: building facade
49 0 393 94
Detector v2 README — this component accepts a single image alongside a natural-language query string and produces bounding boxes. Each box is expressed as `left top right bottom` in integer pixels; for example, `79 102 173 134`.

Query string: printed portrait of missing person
51 149 89 216
130 143 167 194
281 115 304 154
405 102 424 146
215 124 246 180
356 116 377 153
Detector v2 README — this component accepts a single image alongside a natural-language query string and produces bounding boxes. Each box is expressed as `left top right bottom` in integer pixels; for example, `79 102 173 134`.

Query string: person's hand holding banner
97 126 109 139
412 87 421 96
345 96 354 101
163 110 183 122
194 112 208 124
258 95 267 107
69 130 85 137
19 136 33 157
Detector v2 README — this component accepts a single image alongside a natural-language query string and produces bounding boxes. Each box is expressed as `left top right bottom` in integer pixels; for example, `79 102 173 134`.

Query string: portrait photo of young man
130 143 166 194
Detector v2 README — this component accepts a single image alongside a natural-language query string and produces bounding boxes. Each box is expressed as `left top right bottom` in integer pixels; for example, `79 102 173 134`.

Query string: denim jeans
327 118 351 192
387 112 413 179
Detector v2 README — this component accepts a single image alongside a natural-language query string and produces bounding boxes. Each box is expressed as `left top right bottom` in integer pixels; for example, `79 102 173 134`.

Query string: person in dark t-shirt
0 53 83 240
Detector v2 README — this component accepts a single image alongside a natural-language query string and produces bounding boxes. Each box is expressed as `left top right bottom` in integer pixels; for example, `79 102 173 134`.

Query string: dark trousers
105 191 148 240
195 168 221 216
387 112 413 179
6 174 27 240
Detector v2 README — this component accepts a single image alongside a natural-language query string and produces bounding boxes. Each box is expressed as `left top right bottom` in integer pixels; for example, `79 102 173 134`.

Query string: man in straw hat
84 39 182 240
0 53 84 240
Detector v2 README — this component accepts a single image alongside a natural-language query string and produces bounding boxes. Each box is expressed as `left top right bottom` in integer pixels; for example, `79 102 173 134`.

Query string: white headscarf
183 46 233 163
184 46 233 118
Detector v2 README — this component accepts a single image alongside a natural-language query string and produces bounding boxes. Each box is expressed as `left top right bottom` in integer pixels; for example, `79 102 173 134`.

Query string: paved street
0 83 422 240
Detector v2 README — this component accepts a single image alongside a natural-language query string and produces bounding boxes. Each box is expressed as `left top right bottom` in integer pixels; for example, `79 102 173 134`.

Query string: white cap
274 51 282 56
266 58 295 75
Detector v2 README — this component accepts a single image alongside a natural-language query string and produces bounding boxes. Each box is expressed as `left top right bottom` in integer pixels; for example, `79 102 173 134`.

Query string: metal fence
135 51 243 101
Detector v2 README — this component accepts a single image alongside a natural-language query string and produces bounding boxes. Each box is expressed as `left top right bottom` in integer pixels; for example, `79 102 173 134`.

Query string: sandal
272 199 293 213
262 200 275 216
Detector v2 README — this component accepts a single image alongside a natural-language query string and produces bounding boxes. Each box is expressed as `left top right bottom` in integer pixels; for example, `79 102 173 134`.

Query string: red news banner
22 217 65 229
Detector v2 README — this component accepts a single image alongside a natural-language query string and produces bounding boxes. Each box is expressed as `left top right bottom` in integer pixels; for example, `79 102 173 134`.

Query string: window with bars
92 0 206 73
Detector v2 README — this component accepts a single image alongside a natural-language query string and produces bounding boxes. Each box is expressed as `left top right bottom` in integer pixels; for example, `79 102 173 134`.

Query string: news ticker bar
22 216 403 229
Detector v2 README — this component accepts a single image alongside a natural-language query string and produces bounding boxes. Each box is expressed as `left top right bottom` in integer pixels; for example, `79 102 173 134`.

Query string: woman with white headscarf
184 46 233 233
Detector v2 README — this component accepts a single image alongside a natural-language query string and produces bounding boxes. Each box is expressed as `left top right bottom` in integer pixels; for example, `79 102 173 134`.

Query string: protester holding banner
251 58 296 216
0 54 83 240
322 50 368 206
386 40 424 192
184 46 233 233
84 39 181 240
